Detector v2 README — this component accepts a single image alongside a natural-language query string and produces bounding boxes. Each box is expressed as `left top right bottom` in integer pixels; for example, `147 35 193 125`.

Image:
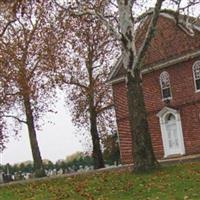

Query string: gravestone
0 171 3 184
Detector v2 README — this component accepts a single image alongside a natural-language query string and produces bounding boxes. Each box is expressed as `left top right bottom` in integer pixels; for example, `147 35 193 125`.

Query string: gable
109 12 200 83
143 14 200 67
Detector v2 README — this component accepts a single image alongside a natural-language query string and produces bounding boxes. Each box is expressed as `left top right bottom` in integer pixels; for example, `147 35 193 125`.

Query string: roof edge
109 49 200 85
107 56 122 82
107 76 125 85
142 49 200 74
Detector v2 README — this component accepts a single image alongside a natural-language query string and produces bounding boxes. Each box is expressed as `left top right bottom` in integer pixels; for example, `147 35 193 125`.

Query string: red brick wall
137 15 200 67
113 57 200 164
143 56 200 157
143 58 200 112
111 15 200 82
180 105 200 155
112 82 133 164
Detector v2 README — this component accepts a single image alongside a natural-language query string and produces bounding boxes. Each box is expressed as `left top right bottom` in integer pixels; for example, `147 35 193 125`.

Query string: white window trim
157 107 185 158
162 96 173 102
193 60 200 93
160 71 172 101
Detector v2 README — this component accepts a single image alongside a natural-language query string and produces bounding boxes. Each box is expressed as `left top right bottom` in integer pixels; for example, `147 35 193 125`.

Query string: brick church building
108 10 200 164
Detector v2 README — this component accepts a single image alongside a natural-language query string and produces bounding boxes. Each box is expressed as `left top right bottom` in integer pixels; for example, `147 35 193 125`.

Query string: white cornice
107 76 125 85
142 49 200 74
108 56 122 82
109 50 200 85
160 12 200 36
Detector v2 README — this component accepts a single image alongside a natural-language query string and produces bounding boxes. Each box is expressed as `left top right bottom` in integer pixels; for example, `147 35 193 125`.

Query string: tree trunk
127 68 159 172
89 106 105 169
87 51 105 169
23 95 45 177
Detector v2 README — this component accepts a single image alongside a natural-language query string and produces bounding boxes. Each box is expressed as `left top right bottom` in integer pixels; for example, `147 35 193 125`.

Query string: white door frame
157 107 185 158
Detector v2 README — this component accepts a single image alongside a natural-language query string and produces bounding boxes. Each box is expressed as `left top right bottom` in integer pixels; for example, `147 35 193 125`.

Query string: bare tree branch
1 115 27 124
96 104 114 114
62 78 89 91
0 19 16 37
133 0 164 72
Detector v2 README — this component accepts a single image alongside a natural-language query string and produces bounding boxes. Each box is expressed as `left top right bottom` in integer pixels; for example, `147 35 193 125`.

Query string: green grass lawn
0 162 200 200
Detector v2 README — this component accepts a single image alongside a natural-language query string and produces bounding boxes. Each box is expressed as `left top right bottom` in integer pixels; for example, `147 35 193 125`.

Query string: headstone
3 174 13 183
58 168 63 175
0 172 3 184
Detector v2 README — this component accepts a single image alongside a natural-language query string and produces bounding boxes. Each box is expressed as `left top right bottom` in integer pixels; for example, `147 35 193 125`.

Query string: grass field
0 162 200 200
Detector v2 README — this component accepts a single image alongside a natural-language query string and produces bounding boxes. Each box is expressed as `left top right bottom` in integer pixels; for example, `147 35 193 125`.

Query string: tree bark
127 68 158 172
23 94 46 177
88 73 105 169
89 106 105 169
87 51 105 169
19 66 45 177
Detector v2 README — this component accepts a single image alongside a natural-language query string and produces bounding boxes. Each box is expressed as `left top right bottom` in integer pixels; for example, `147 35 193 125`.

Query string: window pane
163 88 171 99
160 71 172 100
193 61 200 80
160 71 170 88
196 79 200 90
195 69 200 79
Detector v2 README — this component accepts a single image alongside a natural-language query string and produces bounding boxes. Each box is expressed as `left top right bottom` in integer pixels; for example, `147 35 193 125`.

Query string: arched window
193 60 200 91
165 113 175 123
160 71 172 100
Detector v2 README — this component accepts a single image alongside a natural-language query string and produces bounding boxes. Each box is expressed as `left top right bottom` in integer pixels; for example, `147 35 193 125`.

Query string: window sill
162 97 172 101
195 89 200 93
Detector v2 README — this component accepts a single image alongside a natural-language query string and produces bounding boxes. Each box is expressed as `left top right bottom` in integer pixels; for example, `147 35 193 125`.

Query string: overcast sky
0 95 84 165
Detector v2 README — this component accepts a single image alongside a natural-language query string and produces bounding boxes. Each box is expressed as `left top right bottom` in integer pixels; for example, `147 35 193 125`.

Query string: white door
165 119 181 155
157 107 185 158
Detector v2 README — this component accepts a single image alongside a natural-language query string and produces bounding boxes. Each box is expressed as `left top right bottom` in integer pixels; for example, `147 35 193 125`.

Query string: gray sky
0 96 84 165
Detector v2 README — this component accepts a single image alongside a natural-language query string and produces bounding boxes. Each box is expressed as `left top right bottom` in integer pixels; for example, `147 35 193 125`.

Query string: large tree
115 0 200 171
117 0 164 171
55 0 200 171
0 1 59 177
54 9 118 169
